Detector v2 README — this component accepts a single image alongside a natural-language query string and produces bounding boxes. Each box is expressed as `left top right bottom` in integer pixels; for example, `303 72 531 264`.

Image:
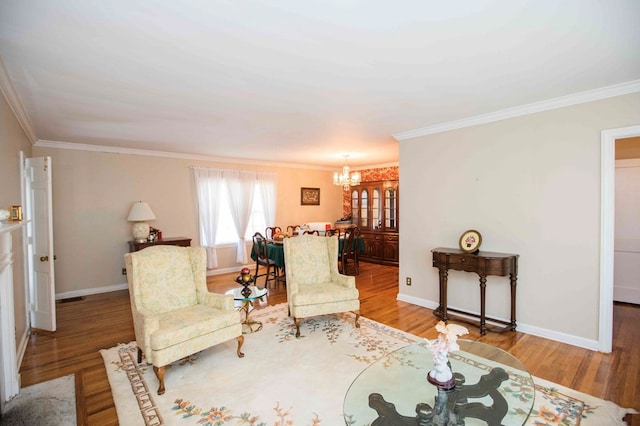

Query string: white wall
399 92 640 349
0 87 32 382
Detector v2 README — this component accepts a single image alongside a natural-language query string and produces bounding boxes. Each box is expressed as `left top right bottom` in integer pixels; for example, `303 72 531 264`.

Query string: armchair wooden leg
236 335 245 358
354 310 361 328
137 347 143 364
294 317 302 338
153 366 166 395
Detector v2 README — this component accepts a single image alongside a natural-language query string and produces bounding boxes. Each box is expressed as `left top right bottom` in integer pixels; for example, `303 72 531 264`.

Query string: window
215 182 268 244
192 167 277 247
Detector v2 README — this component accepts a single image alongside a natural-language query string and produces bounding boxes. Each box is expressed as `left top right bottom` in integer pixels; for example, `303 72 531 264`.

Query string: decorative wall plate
459 230 482 253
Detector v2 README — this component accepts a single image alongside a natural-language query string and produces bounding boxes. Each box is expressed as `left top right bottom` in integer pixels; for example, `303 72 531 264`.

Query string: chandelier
333 155 361 190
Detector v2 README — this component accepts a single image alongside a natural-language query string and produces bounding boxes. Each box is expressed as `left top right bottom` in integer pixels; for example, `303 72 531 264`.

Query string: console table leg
479 276 487 335
440 269 449 322
510 272 517 330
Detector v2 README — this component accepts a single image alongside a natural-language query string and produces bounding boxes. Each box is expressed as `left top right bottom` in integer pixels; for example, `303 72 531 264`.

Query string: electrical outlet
122 268 127 275
406 277 412 286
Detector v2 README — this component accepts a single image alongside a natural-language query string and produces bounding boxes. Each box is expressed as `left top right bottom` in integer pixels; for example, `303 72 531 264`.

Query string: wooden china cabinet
350 181 399 266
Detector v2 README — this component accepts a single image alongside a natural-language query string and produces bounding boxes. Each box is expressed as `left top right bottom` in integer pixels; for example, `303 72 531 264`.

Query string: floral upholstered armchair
283 235 360 337
124 245 244 395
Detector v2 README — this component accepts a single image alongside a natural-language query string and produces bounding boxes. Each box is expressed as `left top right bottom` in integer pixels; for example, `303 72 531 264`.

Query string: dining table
250 240 286 269
249 236 364 271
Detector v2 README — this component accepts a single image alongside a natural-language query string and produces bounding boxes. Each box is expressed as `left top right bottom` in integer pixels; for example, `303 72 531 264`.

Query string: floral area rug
100 303 636 426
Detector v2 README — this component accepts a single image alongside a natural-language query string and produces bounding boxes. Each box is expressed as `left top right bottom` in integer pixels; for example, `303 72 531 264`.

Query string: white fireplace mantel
0 221 26 412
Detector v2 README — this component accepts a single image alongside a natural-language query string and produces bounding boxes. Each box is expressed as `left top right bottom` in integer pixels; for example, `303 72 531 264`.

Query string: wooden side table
431 247 519 335
128 237 192 252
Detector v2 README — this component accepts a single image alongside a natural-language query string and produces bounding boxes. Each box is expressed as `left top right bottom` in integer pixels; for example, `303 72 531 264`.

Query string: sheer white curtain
225 170 256 263
192 167 278 268
192 167 223 269
257 172 277 227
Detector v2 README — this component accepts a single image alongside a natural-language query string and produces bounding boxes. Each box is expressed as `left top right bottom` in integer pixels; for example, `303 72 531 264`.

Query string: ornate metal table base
368 367 509 426
238 300 263 333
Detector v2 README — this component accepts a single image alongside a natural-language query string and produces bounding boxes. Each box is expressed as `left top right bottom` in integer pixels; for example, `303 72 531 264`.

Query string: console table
431 248 519 335
128 237 192 252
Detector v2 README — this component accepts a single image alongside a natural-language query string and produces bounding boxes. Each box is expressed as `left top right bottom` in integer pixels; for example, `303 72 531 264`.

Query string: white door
24 156 56 332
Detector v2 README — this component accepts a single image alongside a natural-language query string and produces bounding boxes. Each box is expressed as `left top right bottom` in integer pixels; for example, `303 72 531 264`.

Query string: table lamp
127 201 156 243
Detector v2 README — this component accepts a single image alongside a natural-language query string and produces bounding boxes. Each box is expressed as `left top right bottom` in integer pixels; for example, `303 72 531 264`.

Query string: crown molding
34 139 348 171
394 79 640 141
0 55 37 143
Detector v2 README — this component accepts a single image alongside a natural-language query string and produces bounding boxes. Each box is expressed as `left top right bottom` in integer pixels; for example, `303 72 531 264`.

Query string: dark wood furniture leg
440 269 449 322
479 275 487 335
510 271 517 330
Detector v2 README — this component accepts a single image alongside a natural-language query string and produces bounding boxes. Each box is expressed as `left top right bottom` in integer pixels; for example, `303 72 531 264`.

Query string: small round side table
225 286 268 333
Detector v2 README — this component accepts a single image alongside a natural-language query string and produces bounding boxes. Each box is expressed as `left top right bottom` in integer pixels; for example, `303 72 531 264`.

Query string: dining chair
341 226 361 275
283 234 360 337
286 225 300 236
265 226 282 240
252 232 280 288
325 228 341 238
303 230 320 235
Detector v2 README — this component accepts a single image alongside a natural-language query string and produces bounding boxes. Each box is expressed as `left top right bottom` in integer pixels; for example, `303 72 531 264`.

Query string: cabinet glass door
385 188 397 230
360 189 368 228
372 188 381 230
351 190 359 223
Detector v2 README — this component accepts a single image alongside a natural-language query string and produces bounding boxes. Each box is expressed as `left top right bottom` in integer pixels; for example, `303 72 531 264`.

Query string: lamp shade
127 201 156 222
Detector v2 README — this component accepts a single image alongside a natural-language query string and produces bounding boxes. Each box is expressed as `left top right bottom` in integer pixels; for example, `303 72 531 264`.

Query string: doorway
600 124 640 352
613 139 640 305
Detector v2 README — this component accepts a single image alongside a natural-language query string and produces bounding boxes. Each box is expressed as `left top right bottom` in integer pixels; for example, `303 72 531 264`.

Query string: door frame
600 124 640 352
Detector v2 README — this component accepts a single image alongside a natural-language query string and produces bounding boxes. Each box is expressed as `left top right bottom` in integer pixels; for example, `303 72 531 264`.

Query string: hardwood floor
17 262 640 425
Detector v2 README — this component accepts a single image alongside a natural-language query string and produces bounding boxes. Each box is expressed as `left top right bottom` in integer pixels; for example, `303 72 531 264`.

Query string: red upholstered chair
325 228 341 238
265 226 282 240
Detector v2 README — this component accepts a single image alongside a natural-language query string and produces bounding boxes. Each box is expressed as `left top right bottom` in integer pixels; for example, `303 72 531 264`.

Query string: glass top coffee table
225 286 268 333
343 339 534 426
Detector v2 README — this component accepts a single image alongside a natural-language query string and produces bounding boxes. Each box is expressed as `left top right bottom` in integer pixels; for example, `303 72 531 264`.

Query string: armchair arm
330 271 356 288
133 306 161 332
198 291 234 310
131 306 160 359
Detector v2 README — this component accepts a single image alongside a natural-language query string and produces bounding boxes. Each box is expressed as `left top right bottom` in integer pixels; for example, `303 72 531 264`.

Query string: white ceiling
1 1 639 168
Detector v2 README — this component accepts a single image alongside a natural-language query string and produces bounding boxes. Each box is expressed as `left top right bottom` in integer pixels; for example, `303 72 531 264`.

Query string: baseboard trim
206 264 254 276
54 264 255 300
16 328 29 375
396 292 600 352
613 286 640 305
56 283 129 300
